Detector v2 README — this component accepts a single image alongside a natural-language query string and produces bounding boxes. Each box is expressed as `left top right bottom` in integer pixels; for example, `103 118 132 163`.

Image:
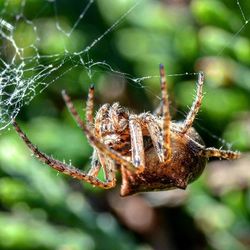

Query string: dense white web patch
0 0 143 130
0 0 249 131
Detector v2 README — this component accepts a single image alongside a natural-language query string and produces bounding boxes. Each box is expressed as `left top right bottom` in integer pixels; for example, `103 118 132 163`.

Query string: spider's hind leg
13 121 116 189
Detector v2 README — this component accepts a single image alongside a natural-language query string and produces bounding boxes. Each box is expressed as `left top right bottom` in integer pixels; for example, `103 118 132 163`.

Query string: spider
13 65 240 196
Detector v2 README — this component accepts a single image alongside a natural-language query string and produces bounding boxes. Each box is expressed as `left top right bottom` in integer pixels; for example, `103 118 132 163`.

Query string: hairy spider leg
142 113 164 162
91 150 116 185
129 115 145 172
88 149 101 177
102 155 116 183
86 84 95 126
181 72 204 134
62 90 136 172
159 64 172 163
12 121 115 188
85 86 112 181
89 102 117 182
200 147 240 159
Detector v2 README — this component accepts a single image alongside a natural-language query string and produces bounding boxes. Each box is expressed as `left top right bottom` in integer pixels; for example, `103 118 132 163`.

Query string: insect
13 65 240 196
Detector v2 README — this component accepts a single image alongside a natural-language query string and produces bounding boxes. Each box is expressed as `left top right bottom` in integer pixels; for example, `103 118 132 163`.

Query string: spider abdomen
120 126 207 196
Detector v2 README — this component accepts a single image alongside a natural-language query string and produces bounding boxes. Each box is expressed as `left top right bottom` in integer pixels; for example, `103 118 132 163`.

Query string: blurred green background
0 0 250 249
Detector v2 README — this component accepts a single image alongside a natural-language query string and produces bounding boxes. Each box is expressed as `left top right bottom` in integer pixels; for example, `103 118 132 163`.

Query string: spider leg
159 64 172 163
62 90 136 172
142 114 164 162
94 103 110 138
86 84 95 126
88 149 116 185
88 149 101 177
181 72 204 134
129 115 145 172
12 121 115 189
200 147 240 159
86 87 117 181
101 154 116 184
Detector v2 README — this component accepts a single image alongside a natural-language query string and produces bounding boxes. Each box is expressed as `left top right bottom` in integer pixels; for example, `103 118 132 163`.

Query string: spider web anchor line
236 0 249 24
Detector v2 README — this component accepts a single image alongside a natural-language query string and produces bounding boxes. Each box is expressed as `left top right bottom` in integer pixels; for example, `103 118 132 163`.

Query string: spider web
0 0 142 130
0 0 249 132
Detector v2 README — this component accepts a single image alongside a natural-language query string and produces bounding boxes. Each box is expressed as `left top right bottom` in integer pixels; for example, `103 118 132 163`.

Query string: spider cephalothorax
13 65 240 196
94 102 131 155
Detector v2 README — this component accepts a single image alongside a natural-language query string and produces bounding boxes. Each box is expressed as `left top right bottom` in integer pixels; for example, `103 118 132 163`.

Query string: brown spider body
13 65 240 197
93 104 207 196
120 125 207 196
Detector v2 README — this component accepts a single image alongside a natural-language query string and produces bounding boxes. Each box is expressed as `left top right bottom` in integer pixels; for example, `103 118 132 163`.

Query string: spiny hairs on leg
61 90 136 172
179 72 240 160
200 147 240 159
159 64 172 163
12 120 114 188
128 116 145 172
86 84 95 125
181 72 204 134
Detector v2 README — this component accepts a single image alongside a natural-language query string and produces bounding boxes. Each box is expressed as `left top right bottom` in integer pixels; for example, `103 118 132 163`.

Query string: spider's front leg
12 121 116 189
